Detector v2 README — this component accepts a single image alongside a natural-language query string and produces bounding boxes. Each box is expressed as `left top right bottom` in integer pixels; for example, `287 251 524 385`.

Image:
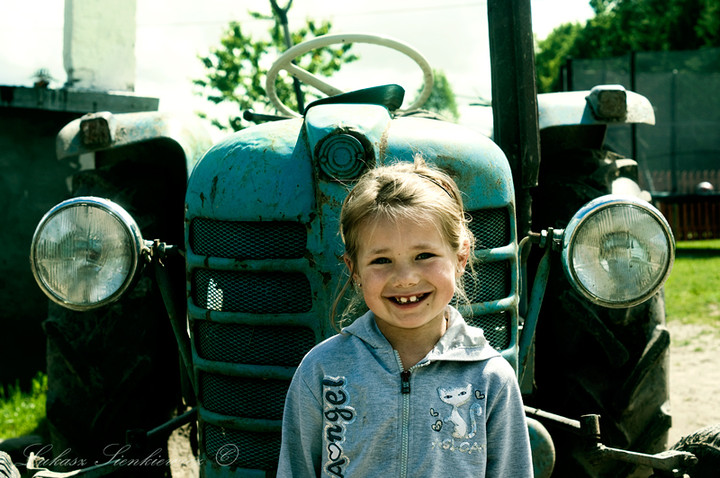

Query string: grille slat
190 218 306 259
464 261 510 303
467 208 510 249
192 269 312 314
195 322 315 365
200 373 289 419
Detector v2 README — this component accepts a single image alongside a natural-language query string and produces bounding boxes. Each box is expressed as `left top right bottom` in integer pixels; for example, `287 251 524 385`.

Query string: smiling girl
277 158 533 477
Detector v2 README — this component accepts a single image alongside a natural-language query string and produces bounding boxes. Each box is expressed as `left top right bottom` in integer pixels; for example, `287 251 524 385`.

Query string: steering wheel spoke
283 63 345 98
266 33 433 117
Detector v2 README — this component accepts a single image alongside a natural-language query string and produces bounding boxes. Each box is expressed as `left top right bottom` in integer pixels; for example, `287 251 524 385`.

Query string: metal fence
562 47 720 239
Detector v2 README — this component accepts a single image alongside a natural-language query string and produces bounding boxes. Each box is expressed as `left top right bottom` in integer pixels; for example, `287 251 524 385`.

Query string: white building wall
63 0 137 91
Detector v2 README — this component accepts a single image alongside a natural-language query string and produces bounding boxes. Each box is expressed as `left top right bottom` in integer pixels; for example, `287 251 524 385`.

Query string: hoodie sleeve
484 358 534 477
277 363 324 477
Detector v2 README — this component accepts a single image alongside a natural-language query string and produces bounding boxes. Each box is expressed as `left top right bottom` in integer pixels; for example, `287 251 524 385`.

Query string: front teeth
398 295 420 304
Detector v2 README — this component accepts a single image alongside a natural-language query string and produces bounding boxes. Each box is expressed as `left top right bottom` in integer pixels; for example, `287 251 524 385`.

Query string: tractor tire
670 424 720 478
42 147 187 475
529 147 671 478
44 284 179 476
0 452 20 478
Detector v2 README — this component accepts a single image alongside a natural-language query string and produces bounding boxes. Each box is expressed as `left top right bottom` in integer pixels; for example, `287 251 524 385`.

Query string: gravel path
667 321 720 446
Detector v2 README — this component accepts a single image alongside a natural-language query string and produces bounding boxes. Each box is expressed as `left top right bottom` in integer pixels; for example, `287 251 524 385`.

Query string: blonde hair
331 156 475 330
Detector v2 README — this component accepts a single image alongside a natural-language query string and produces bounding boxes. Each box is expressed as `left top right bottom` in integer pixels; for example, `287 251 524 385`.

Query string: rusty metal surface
387 116 514 208
186 117 310 222
55 111 213 176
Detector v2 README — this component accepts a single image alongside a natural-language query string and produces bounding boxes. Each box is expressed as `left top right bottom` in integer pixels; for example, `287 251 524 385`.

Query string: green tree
414 69 460 122
535 23 583 93
535 0 720 92
194 7 357 131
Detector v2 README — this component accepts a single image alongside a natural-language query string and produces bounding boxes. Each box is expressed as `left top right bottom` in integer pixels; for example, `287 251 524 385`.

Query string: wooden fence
641 170 720 241
654 194 720 241
645 170 720 195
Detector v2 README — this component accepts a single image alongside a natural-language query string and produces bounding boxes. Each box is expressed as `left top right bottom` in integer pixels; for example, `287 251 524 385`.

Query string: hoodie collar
342 306 500 363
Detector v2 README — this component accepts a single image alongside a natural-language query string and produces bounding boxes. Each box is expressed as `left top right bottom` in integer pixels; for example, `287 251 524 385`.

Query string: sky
0 0 594 133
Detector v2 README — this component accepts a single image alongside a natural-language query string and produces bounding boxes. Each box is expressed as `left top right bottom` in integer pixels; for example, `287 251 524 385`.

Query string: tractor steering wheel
266 33 434 117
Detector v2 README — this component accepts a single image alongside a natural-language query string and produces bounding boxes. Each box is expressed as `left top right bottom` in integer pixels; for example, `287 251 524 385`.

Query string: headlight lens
30 197 145 310
562 195 674 308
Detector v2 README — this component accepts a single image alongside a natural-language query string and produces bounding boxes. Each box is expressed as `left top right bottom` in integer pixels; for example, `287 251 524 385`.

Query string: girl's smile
348 216 468 345
390 293 427 304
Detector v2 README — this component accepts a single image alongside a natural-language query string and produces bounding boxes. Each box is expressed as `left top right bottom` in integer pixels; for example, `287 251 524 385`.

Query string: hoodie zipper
395 351 422 478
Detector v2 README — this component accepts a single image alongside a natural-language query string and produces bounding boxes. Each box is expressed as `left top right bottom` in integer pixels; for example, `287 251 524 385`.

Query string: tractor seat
304 84 406 114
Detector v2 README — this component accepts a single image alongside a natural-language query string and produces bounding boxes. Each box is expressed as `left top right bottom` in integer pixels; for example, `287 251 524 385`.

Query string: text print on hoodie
277 306 534 478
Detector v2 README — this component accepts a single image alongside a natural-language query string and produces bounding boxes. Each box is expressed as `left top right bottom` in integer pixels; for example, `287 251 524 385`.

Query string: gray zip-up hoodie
277 306 533 477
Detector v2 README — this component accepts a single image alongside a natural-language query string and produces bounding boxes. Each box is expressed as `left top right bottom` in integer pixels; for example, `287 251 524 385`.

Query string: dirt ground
667 321 720 446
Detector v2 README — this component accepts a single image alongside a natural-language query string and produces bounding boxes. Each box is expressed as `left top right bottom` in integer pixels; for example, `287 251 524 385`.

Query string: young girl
277 158 533 477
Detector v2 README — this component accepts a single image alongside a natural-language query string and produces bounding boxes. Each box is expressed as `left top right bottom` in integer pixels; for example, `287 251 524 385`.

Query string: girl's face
348 216 468 338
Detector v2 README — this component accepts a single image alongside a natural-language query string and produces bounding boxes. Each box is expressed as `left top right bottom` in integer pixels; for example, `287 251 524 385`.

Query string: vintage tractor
15 4 720 478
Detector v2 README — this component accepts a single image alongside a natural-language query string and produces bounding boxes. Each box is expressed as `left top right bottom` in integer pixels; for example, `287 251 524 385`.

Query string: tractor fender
538 85 655 131
55 111 213 178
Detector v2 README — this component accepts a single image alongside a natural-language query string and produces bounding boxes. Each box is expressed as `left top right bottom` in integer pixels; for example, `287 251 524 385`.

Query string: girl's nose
392 263 419 288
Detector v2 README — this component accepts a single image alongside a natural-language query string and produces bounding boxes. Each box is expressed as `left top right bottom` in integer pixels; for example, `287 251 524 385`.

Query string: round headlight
30 197 146 311
561 195 675 308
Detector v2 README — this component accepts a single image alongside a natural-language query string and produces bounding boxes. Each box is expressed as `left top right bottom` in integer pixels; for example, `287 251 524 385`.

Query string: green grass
0 372 47 439
664 239 720 327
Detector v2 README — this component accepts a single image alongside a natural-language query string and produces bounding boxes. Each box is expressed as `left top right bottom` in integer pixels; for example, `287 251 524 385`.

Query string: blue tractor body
185 99 519 474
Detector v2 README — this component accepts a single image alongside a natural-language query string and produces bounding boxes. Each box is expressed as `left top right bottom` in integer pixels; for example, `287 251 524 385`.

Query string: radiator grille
467 208 510 249
203 424 280 470
200 373 289 419
192 207 514 472
192 269 312 314
464 208 513 351
195 321 315 365
465 312 511 350
190 218 306 259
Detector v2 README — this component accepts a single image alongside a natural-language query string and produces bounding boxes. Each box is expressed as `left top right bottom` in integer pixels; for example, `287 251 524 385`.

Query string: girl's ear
456 239 470 275
344 254 357 281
